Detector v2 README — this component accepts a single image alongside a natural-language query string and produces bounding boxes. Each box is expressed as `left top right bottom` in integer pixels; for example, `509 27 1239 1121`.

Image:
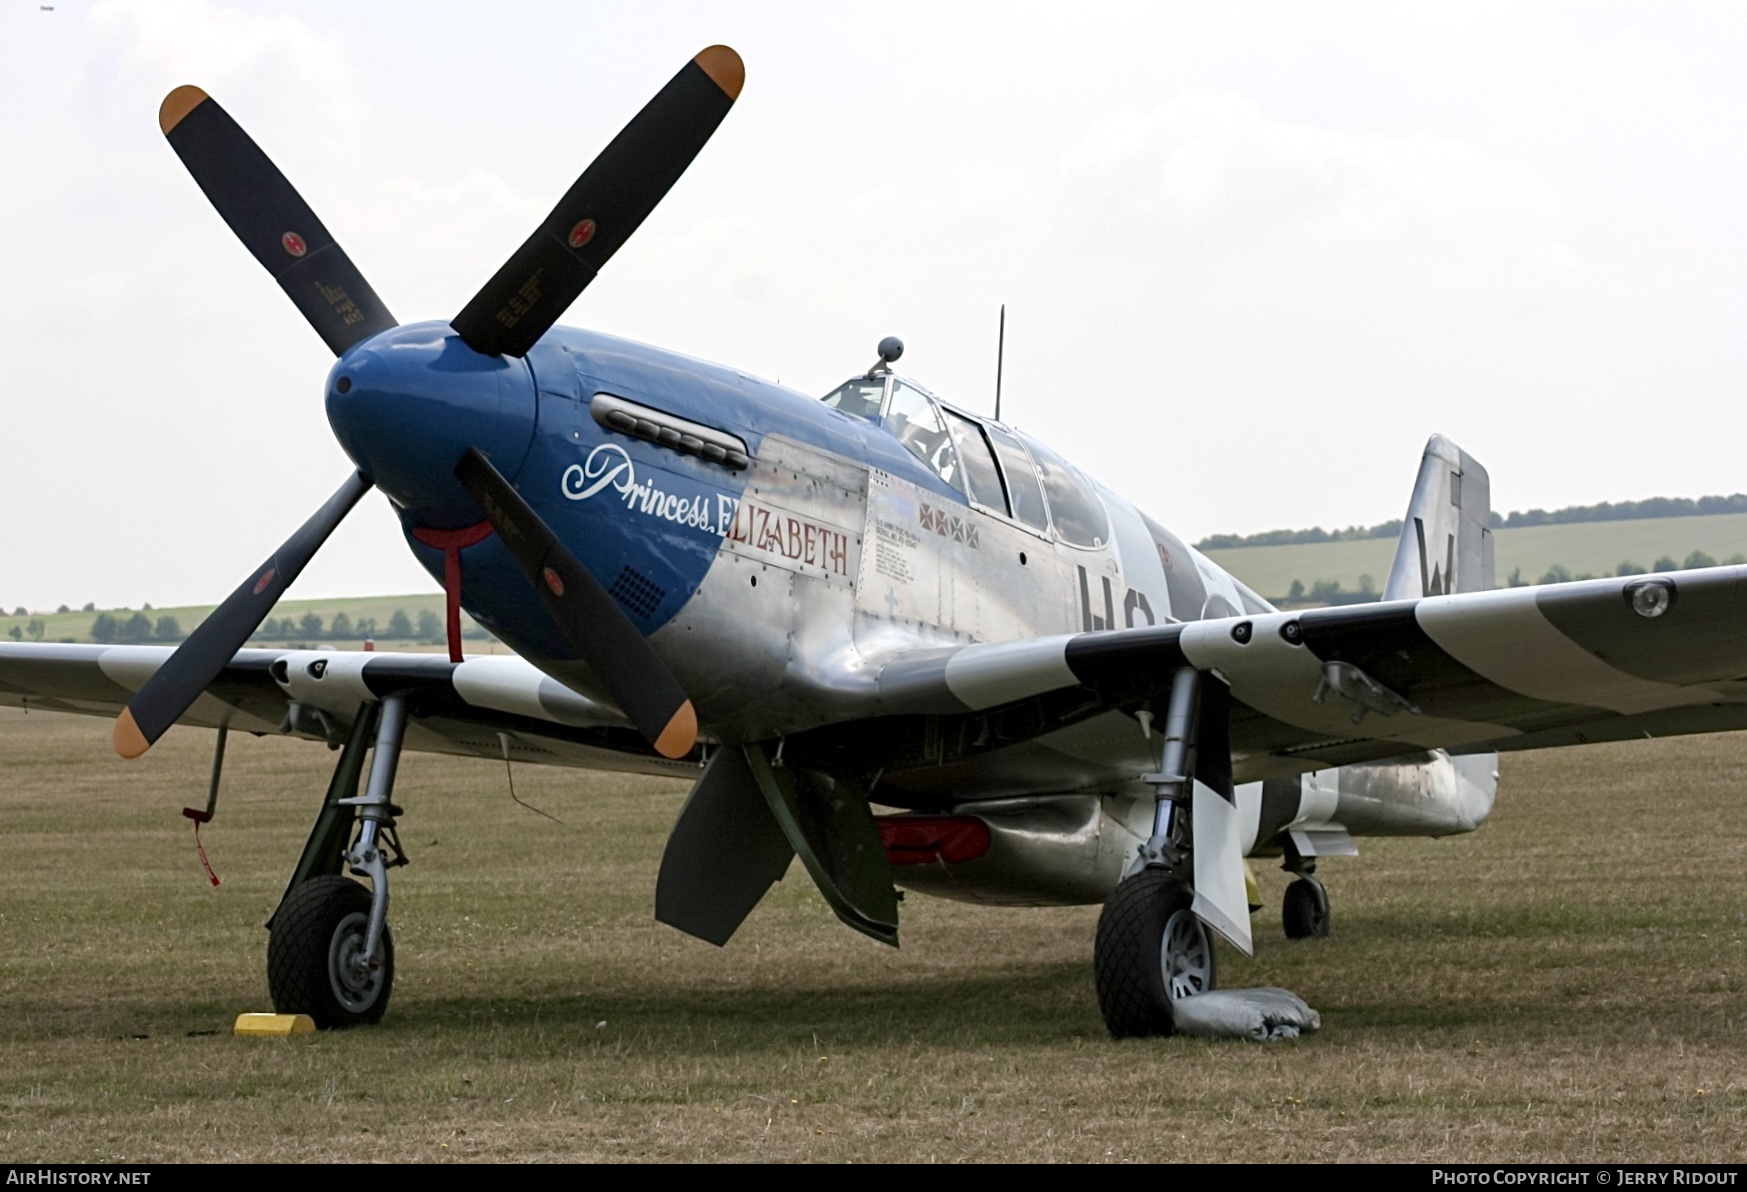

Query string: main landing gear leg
1094 667 1218 1038
267 695 411 1028
1281 842 1330 940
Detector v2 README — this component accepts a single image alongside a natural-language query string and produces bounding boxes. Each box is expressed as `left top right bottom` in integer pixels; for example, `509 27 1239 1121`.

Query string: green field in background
1204 512 1747 600
0 592 468 647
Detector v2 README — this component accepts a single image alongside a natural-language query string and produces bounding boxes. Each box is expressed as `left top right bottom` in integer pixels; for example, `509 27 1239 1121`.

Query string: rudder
1384 434 1494 600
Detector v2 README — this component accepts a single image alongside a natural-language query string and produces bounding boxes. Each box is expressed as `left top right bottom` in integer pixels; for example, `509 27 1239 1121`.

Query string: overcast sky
5 2 1747 610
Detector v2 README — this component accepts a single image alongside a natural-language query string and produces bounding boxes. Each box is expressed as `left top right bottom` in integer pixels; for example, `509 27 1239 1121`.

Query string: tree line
1274 551 1746 606
0 606 459 645
247 608 442 642
88 613 182 643
1200 492 1747 551
3 602 86 642
1505 551 1746 587
1496 494 1747 529
1199 522 1403 551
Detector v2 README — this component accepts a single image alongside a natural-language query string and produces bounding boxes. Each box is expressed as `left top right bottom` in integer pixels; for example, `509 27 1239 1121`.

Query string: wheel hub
1160 907 1213 1001
329 910 385 1012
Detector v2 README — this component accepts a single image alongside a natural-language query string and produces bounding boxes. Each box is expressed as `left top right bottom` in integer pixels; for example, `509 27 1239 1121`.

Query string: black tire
267 875 394 1028
1282 875 1330 939
1094 869 1216 1038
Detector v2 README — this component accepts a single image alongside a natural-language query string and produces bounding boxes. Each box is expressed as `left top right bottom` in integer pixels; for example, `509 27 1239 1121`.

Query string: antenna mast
994 304 1005 422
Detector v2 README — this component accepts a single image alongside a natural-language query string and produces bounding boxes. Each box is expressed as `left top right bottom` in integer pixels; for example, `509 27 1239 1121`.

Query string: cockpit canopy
820 375 1110 549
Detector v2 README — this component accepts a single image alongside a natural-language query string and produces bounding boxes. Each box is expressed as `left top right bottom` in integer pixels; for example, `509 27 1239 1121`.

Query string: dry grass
1 706 1744 1162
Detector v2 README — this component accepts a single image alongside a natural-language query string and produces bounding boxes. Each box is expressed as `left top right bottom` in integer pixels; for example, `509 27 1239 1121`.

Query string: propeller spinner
114 47 742 761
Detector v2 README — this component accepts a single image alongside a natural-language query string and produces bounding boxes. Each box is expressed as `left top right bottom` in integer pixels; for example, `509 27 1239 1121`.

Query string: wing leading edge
0 643 696 778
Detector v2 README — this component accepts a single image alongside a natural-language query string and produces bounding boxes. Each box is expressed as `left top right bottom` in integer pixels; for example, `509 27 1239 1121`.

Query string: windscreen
885 382 963 493
820 379 886 421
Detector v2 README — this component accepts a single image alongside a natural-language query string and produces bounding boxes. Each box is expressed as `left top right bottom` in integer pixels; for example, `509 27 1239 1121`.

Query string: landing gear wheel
1282 875 1330 939
267 874 394 1028
1094 869 1217 1038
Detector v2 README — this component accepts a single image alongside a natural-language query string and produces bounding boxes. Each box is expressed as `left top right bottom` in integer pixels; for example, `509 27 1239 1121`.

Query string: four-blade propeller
115 47 740 760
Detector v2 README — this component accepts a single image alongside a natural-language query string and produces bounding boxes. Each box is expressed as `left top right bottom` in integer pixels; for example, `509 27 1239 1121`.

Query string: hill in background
0 592 500 651
1198 491 1747 551
1208 506 1747 608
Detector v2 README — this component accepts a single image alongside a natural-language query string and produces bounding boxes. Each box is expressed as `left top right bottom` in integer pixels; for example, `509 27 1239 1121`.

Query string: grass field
1 708 1744 1161
1203 512 1747 600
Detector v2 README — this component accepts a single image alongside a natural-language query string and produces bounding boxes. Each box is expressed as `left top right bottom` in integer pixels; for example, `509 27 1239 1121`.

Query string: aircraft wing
11 566 1744 787
0 643 696 778
867 566 1747 778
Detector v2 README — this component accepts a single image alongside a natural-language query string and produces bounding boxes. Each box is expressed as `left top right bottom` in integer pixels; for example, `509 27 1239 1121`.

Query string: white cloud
1061 89 1578 293
87 0 357 137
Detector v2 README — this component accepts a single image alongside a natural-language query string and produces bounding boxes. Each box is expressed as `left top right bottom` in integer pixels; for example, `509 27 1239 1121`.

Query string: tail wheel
267 875 394 1028
1282 875 1331 939
1094 869 1217 1038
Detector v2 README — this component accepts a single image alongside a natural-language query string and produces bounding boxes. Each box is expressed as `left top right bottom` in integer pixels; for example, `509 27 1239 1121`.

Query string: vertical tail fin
1384 434 1494 600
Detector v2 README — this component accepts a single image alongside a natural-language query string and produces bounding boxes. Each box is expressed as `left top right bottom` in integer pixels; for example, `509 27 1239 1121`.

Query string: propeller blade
454 448 697 758
114 471 373 758
450 45 744 358
159 86 398 356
